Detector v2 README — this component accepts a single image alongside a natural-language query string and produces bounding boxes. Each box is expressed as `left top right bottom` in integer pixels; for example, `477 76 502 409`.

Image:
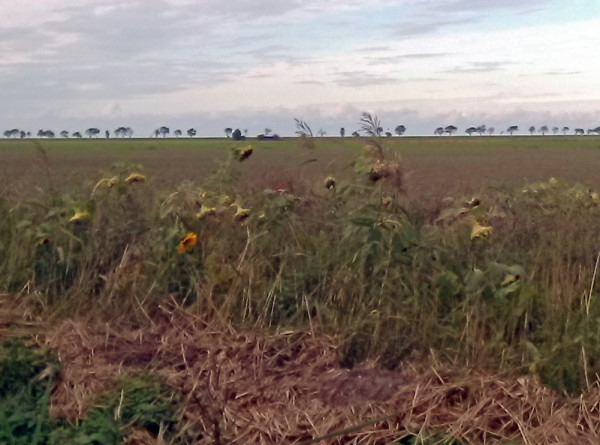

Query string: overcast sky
2 0 600 137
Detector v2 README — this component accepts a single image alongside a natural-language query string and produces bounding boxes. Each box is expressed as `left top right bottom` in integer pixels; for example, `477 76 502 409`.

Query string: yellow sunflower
176 232 197 253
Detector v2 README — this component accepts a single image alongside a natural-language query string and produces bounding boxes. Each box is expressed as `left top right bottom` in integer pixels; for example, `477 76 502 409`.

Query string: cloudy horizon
2 0 600 137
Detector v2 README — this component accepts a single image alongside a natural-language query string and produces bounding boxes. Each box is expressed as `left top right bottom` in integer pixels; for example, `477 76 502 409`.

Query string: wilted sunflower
125 173 146 184
324 176 336 190
233 205 251 221
237 145 253 162
69 210 91 223
196 205 216 220
176 232 197 253
470 221 492 240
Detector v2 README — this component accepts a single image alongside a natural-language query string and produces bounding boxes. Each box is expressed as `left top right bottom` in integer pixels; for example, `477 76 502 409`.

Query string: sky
1 0 600 137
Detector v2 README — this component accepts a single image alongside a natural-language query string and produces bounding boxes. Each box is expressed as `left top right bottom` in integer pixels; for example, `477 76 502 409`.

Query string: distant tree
60 130 69 138
317 128 327 137
552 126 559 135
476 124 486 135
224 127 232 138
159 126 169 138
154 129 160 138
385 131 392 137
45 130 55 139
507 125 518 135
434 127 444 136
72 132 82 138
174 129 182 137
528 126 536 135
85 128 100 138
575 128 585 135
105 130 109 139
264 128 272 136
37 129 45 138
562 126 569 135
125 127 133 138
4 129 19 138
187 128 196 138
26 132 31 137
19 131 25 139
487 127 495 136
232 128 243 141
444 125 457 135
243 129 248 137
539 125 548 135
587 129 597 135
594 126 600 134
340 127 345 138
465 127 478 136
352 131 360 137
394 125 406 136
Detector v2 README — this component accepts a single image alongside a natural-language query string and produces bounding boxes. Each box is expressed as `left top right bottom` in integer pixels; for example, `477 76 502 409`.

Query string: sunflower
125 173 146 184
470 221 492 240
237 145 253 162
176 232 197 253
70 210 91 223
324 176 336 190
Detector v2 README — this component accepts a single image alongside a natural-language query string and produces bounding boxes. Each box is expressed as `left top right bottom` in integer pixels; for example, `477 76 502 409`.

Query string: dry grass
0 303 593 444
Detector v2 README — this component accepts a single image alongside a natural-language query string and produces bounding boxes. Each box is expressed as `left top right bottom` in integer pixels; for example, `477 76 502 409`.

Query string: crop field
3 135 600 444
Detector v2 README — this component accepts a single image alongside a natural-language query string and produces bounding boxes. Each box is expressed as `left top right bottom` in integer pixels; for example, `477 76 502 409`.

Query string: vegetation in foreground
2 129 600 442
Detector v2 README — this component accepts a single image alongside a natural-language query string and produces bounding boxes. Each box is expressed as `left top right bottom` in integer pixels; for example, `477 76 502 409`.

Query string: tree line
4 122 600 140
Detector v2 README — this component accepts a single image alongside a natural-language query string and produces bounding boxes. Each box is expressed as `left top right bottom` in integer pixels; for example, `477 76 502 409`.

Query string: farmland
3 135 600 444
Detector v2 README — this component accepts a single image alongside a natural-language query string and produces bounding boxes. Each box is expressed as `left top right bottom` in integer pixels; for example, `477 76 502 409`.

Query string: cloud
442 61 513 74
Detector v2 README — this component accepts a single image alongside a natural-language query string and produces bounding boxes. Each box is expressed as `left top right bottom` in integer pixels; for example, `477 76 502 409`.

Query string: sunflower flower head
125 173 146 184
196 205 216 220
324 176 336 190
232 204 251 221
236 145 253 162
176 232 197 253
70 210 92 223
470 221 492 240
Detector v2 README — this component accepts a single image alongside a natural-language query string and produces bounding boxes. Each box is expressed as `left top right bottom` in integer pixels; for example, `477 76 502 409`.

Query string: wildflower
324 176 336 190
196 205 216 219
470 221 492 240
237 145 253 162
275 185 286 194
70 210 91 223
549 177 558 186
125 173 146 184
176 232 197 253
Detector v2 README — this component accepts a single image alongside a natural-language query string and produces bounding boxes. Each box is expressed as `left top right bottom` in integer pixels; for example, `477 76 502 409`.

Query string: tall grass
2 139 600 392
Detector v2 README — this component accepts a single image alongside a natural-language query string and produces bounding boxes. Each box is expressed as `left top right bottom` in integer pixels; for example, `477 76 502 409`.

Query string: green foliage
0 339 190 444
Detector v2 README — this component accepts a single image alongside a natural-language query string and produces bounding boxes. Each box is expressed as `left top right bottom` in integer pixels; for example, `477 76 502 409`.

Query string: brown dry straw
2 305 599 444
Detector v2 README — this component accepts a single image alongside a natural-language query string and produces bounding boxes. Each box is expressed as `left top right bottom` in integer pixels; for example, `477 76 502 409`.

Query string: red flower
275 185 286 194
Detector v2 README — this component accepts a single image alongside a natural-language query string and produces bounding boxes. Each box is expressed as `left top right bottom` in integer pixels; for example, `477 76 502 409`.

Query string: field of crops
3 135 600 444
